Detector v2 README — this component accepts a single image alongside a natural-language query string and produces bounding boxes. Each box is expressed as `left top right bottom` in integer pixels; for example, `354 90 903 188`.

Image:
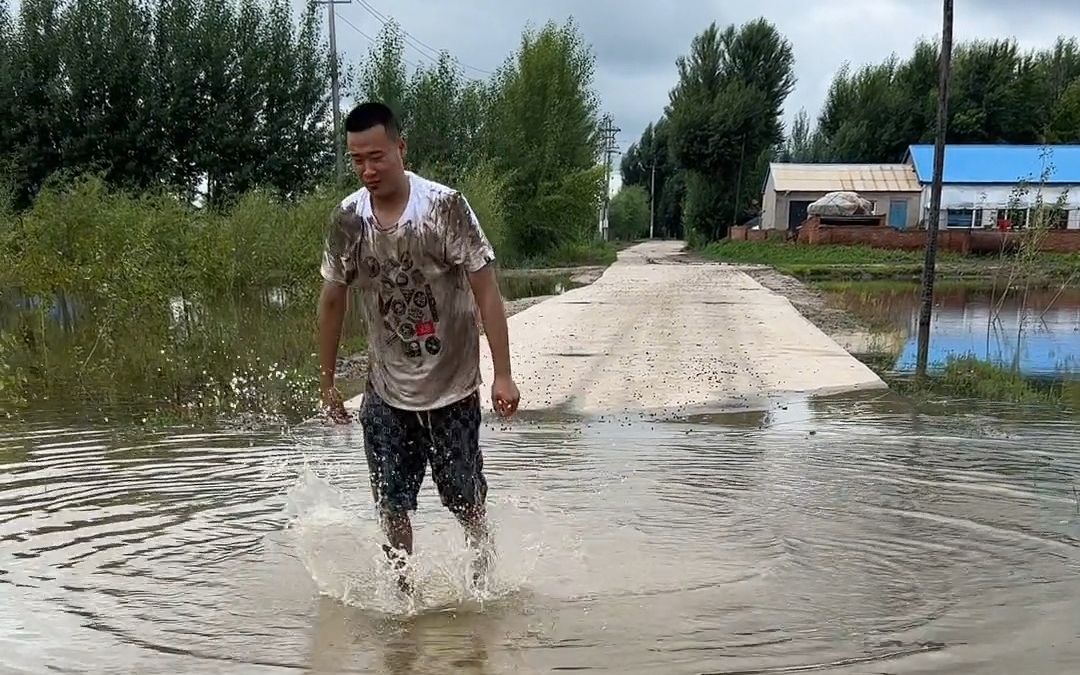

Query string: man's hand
321 385 351 424
491 375 520 418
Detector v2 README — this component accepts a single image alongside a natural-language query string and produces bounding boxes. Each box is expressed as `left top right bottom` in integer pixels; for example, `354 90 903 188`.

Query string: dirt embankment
734 264 900 359
736 265 869 339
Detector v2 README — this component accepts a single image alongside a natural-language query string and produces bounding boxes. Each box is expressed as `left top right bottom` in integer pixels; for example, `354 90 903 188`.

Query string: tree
1048 78 1080 142
262 0 331 198
355 20 410 122
620 122 657 188
781 109 823 162
6 0 66 208
151 0 203 197
608 185 649 241
622 118 682 238
666 18 794 241
0 0 17 196
1 0 331 208
485 19 605 256
809 35 1080 163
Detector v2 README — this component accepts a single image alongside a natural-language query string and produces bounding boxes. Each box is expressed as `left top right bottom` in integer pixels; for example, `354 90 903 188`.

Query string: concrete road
350 241 886 416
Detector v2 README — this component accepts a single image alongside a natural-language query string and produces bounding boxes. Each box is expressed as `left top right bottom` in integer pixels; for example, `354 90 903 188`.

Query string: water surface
824 283 1080 377
2 395 1077 673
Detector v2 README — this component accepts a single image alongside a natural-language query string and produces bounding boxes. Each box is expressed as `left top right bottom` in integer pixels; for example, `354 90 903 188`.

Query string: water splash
282 466 574 617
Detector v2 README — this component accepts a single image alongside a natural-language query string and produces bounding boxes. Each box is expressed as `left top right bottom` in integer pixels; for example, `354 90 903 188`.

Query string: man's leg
360 386 426 593
425 391 492 586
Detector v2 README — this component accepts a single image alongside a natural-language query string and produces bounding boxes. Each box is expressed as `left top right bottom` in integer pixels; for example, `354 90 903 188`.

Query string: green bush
2 175 338 303
891 355 1075 411
608 185 650 241
453 161 513 264
934 356 1053 404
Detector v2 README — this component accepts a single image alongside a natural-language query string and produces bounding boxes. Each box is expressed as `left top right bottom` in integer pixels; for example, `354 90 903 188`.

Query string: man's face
346 124 406 195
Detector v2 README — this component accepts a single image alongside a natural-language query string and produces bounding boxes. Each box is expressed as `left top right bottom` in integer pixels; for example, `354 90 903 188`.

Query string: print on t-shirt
363 219 442 360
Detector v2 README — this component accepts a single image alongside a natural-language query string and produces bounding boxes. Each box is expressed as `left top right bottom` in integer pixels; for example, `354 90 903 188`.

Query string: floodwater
2 394 1078 674
824 283 1080 377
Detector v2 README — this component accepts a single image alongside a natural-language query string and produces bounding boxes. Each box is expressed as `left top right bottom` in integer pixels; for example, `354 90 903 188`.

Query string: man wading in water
317 102 520 594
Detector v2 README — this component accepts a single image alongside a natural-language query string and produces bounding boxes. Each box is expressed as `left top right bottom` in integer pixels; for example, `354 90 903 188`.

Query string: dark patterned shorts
359 385 487 516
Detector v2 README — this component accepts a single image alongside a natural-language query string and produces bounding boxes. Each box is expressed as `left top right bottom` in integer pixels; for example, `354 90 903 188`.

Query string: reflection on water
1 395 1078 673
498 273 581 301
825 283 1080 377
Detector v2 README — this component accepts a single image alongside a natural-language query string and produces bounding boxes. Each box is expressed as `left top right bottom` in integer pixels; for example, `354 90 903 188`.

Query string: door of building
788 200 812 230
888 199 909 229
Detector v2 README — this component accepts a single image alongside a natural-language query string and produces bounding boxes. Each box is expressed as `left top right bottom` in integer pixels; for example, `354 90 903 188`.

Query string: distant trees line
1 0 611 264
1 0 331 209
620 26 1080 243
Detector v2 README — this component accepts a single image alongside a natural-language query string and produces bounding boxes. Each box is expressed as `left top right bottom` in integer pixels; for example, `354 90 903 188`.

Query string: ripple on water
0 398 1078 674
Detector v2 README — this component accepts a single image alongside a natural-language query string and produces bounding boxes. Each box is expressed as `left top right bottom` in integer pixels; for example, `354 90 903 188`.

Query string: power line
350 0 494 77
335 11 419 70
355 0 440 60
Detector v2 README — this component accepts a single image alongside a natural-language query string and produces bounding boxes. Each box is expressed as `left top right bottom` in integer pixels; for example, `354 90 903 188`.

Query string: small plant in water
987 148 1074 370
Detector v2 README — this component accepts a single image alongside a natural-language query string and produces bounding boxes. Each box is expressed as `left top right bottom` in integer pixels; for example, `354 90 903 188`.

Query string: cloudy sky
327 0 1080 153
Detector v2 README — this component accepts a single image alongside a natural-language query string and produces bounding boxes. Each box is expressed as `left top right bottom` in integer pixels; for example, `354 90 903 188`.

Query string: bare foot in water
382 544 412 595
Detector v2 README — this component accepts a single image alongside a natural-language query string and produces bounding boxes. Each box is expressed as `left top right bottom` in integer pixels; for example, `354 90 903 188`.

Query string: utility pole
317 0 352 187
598 115 621 241
916 0 954 379
731 135 747 235
649 158 657 239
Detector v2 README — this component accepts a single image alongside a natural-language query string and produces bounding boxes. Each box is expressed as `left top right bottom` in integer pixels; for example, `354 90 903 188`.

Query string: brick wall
729 226 785 242
787 217 1080 254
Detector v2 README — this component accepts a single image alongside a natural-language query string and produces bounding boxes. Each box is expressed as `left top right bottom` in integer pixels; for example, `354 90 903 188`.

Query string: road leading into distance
465 240 887 417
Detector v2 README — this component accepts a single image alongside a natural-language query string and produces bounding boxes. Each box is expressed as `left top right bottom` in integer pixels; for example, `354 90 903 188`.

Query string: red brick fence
729 217 1080 254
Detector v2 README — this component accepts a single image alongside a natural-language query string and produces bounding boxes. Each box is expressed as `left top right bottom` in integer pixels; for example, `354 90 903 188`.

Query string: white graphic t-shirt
320 171 496 411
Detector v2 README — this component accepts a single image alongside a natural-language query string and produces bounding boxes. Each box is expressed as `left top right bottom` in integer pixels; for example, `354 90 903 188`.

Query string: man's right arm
318 281 348 414
317 282 347 388
318 205 356 422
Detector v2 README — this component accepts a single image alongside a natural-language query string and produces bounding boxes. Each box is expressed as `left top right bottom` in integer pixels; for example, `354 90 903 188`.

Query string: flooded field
0 271 583 416
1 395 1078 674
822 283 1080 378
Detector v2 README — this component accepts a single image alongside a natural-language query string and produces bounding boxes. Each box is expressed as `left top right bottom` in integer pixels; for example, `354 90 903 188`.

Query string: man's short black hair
345 102 401 138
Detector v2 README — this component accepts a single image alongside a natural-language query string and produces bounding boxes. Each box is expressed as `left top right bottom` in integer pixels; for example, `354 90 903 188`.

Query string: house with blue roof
903 144 1080 231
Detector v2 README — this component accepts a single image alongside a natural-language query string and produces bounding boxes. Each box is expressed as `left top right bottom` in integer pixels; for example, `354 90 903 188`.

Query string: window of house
946 209 975 228
1042 208 1069 230
997 208 1027 230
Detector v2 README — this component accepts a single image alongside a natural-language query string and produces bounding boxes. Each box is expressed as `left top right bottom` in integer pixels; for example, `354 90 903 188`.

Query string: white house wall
760 173 778 230
918 183 1080 228
921 184 1080 210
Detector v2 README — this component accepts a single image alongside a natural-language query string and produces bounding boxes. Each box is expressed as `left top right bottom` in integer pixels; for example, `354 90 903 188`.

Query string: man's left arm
469 264 511 375
445 193 520 417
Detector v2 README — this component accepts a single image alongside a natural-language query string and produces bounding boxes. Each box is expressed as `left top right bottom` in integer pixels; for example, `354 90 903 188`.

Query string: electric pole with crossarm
316 0 352 186
598 115 621 241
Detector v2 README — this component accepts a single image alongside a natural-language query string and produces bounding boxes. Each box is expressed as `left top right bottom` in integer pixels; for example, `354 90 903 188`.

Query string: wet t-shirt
320 171 496 411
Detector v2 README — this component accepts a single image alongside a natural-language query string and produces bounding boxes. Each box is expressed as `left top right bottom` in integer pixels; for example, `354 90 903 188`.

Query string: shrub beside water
933 356 1059 404
2 176 338 302
0 177 346 418
889 355 1077 410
